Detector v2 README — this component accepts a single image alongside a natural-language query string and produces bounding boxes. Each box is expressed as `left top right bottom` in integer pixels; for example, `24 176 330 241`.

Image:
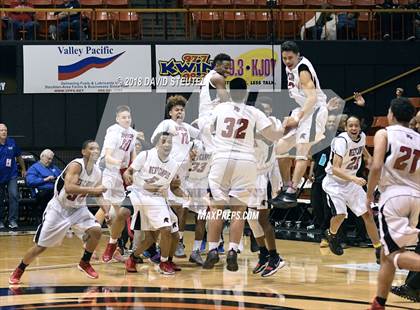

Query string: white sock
179 232 184 240
193 240 202 251
209 242 218 251
161 256 168 262
286 186 296 194
229 242 239 252
109 238 118 244
238 238 244 252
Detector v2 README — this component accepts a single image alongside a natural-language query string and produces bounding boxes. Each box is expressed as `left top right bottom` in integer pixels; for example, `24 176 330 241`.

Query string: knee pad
296 143 311 159
248 216 265 239
295 155 309 161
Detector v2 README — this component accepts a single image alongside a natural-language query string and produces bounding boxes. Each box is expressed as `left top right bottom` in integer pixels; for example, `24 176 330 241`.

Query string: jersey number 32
221 118 249 139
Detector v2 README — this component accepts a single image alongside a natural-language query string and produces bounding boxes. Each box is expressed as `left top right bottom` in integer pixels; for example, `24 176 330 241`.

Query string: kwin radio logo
159 53 213 79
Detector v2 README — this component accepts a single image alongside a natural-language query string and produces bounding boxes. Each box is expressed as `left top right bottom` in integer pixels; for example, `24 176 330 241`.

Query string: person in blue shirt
0 124 26 229
26 149 62 224
57 0 81 40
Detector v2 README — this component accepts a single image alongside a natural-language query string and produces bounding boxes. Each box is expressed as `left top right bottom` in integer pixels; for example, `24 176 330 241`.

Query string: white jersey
199 69 222 117
210 101 272 161
379 125 420 196
99 124 137 170
255 135 276 175
286 56 327 108
151 119 200 164
255 117 281 174
54 158 102 209
187 140 212 180
325 132 366 183
130 148 179 192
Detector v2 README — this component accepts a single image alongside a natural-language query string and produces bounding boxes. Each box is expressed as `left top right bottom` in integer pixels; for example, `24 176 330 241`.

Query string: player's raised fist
91 185 107 196
123 170 133 186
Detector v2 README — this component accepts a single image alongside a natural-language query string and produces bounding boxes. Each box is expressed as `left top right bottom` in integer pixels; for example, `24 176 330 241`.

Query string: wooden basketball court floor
0 231 417 310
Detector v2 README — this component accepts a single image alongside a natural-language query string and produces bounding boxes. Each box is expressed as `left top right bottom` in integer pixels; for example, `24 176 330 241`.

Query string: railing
1 8 419 40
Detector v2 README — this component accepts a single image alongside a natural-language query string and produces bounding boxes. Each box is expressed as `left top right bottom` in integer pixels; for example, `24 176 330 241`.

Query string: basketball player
366 98 420 310
202 77 284 272
322 116 381 262
390 109 420 302
150 95 200 258
198 53 232 152
123 132 183 275
271 41 328 207
9 141 109 284
199 53 232 117
185 139 211 266
248 102 285 277
101 105 138 263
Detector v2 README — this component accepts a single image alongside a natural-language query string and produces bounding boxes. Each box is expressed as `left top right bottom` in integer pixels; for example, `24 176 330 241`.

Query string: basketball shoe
9 267 24 285
102 243 117 263
78 261 98 279
159 261 175 275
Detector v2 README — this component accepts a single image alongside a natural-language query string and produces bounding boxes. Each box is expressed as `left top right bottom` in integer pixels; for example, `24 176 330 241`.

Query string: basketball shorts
129 188 179 233
276 105 328 156
208 157 257 206
378 188 420 256
102 168 126 205
34 198 100 248
248 173 269 210
322 176 367 217
185 178 209 214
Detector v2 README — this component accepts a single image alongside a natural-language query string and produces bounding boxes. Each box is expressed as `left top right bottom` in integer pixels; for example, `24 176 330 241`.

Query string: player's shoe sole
261 259 286 277
77 264 98 279
203 250 219 269
226 250 238 272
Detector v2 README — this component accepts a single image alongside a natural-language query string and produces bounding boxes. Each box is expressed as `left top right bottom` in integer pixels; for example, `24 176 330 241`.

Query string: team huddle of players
8 41 420 310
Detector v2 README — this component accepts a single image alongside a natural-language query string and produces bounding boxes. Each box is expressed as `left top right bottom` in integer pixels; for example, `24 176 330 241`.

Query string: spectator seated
7 0 38 40
26 149 62 224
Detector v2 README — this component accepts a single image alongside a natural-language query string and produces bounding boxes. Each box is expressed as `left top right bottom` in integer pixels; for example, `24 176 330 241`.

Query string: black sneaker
270 192 298 209
202 249 219 269
390 284 420 302
252 253 269 274
326 229 343 256
261 255 285 277
268 190 287 208
280 192 297 205
375 247 381 265
226 250 238 272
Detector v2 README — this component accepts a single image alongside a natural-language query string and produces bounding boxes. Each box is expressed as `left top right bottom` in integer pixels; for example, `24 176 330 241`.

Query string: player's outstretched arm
332 154 366 187
104 148 122 167
366 129 387 203
363 147 372 168
64 163 106 196
123 166 135 186
260 118 284 142
212 74 230 103
95 195 112 224
170 175 187 198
